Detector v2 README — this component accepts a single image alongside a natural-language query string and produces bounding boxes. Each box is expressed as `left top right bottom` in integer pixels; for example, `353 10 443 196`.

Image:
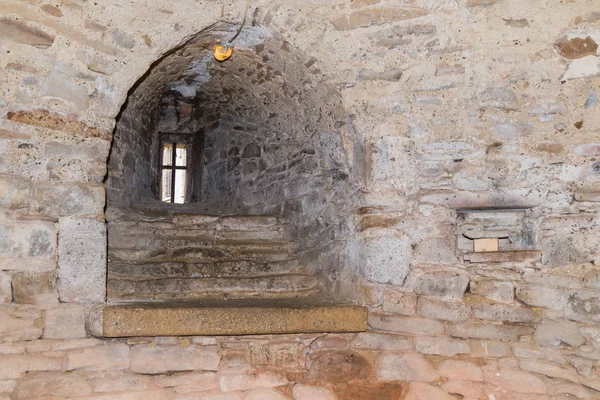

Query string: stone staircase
107 215 320 302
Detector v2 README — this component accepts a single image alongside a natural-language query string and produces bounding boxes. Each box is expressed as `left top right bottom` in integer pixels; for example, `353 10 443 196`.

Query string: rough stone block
351 332 414 351
376 352 439 382
293 385 336 400
0 18 54 47
441 380 486 399
415 336 471 356
449 323 534 341
11 271 58 305
58 217 106 303
307 351 370 383
220 371 288 392
438 360 484 382
405 382 455 400
523 272 584 289
472 303 541 323
511 342 567 364
368 314 445 336
0 222 56 260
363 236 412 284
484 368 547 394
12 372 92 398
66 343 129 371
0 355 62 380
246 388 290 400
533 320 586 347
412 271 469 300
35 184 105 217
579 326 600 350
469 279 514 303
515 284 569 311
0 273 10 304
0 304 43 342
382 289 417 315
43 305 87 339
0 175 32 210
519 359 580 384
414 236 457 264
130 345 220 374
565 291 600 322
417 297 471 322
470 340 511 357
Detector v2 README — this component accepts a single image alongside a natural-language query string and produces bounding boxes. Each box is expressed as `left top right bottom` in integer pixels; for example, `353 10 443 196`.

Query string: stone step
107 275 320 301
108 260 302 280
92 303 368 337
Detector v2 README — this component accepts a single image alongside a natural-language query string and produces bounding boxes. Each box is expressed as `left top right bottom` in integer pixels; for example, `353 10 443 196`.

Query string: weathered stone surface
102 305 367 337
0 355 62 380
0 19 54 47
246 388 290 400
580 326 600 350
307 351 370 383
412 271 469 300
520 359 581 383
293 385 336 400
43 305 87 339
66 343 130 371
512 342 568 364
415 336 470 356
376 352 439 382
417 297 471 322
0 304 43 342
6 110 111 140
472 304 541 323
364 236 412 284
405 382 455 400
516 285 569 311
36 184 104 217
533 320 586 347
562 55 600 80
548 383 595 399
484 368 548 394
89 371 150 393
413 236 457 264
382 289 417 315
13 372 92 399
438 360 484 382
331 7 429 30
441 380 486 399
0 273 10 305
220 371 288 392
58 217 106 303
11 271 57 305
369 313 445 336
351 332 414 351
76 51 122 75
555 36 598 59
130 345 220 374
449 323 535 341
565 291 600 322
0 222 56 260
470 279 514 303
42 70 89 110
584 270 600 289
112 28 136 49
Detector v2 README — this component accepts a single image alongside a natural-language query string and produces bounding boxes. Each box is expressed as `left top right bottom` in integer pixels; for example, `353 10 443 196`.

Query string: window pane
161 169 172 202
162 144 173 166
175 143 187 166
174 170 187 204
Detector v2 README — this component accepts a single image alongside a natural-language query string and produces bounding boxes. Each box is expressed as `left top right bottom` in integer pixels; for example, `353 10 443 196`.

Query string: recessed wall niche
104 25 365 305
457 208 540 262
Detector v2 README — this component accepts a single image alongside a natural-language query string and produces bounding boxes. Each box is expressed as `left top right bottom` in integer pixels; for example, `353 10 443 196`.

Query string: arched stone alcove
105 23 366 306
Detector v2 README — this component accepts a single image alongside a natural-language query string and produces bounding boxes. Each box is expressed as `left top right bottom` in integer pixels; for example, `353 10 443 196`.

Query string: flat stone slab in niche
96 304 368 337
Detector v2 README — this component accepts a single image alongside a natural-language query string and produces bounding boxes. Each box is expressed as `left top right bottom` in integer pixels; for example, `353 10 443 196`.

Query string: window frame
158 131 204 204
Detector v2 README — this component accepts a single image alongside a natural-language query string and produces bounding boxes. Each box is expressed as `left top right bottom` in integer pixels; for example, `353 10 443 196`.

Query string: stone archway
103 22 366 310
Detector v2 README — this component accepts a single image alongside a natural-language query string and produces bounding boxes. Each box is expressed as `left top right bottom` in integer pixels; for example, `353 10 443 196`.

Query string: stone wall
1 0 600 399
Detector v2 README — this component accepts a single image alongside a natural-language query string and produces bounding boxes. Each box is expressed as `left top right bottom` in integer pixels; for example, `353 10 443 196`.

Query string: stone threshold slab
97 304 368 337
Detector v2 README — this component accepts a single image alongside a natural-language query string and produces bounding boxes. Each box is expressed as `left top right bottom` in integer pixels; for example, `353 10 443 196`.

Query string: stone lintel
100 305 368 337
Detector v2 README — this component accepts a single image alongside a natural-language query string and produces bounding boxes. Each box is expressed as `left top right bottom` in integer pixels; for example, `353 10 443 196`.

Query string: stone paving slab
100 304 368 337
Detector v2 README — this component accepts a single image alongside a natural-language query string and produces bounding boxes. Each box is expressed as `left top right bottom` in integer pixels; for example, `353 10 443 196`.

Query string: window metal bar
170 142 176 203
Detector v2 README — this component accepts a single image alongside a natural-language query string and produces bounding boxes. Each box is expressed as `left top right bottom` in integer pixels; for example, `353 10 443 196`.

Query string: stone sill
90 302 368 337
463 250 541 263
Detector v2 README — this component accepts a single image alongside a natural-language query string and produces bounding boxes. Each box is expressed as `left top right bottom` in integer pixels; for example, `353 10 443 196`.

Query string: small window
160 142 188 204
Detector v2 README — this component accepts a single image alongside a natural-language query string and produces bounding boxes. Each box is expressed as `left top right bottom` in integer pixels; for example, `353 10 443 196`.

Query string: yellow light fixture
213 42 233 62
213 0 249 62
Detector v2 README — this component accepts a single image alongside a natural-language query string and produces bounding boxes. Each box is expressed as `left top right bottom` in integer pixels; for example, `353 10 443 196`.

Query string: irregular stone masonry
0 0 600 399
